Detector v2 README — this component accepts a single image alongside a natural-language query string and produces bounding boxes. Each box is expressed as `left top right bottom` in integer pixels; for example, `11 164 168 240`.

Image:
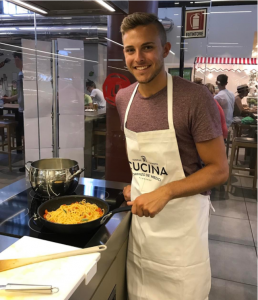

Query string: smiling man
115 12 228 300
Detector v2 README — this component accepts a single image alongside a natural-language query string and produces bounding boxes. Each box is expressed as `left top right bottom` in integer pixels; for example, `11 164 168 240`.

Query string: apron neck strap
167 73 173 129
124 72 174 130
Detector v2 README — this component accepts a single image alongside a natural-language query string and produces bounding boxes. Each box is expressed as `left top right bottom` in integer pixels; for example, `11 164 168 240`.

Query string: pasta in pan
43 199 104 224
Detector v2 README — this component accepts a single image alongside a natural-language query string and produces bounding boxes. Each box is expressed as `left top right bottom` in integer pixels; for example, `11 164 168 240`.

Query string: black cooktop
0 184 125 248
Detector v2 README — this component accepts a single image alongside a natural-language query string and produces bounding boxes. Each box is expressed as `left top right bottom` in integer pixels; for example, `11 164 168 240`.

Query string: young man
115 12 228 300
214 74 235 128
86 80 106 108
234 84 250 117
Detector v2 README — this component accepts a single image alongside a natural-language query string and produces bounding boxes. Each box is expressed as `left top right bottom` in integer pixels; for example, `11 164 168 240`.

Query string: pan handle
100 206 131 225
68 168 85 181
25 161 33 173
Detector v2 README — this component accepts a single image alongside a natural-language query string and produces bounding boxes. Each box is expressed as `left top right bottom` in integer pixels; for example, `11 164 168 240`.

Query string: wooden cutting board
0 236 101 300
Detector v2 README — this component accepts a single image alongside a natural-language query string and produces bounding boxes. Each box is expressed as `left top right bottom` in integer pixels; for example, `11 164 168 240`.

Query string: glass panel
34 12 107 179
0 0 36 187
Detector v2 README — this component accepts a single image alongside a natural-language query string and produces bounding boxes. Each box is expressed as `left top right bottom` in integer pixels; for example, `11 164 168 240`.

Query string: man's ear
163 42 171 58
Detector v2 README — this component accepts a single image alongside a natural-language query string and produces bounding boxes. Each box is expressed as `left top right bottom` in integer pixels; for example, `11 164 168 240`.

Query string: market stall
194 57 258 105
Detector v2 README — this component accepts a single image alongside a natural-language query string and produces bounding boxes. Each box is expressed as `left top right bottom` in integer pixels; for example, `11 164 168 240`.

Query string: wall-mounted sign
184 8 207 39
103 73 131 106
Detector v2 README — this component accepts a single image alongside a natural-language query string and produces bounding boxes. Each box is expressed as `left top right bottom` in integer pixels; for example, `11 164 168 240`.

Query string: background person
234 84 250 117
205 83 228 139
1 52 24 171
116 12 228 300
214 74 235 128
86 79 106 108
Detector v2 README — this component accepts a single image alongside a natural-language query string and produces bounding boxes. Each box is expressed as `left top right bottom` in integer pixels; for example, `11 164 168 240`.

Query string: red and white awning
195 57 257 65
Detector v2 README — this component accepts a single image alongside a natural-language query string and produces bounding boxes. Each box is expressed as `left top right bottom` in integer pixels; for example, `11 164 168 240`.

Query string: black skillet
36 195 131 234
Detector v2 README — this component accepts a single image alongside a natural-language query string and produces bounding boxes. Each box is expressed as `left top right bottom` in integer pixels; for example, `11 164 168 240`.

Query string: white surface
0 236 100 300
58 78 84 115
23 39 53 161
23 81 53 119
24 117 52 149
161 5 257 65
59 115 84 149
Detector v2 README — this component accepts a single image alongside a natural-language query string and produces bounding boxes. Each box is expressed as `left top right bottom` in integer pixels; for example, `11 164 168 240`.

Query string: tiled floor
209 147 257 300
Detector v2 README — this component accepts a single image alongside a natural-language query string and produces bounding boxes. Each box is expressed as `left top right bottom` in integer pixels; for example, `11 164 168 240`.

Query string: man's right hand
123 185 131 202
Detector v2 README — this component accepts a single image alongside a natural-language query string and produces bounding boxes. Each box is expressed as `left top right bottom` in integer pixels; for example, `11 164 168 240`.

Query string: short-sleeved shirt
116 76 222 178
84 94 92 105
91 89 106 107
214 89 235 128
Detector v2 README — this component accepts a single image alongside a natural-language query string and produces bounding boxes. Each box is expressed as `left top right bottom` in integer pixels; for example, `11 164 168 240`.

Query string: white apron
124 74 211 300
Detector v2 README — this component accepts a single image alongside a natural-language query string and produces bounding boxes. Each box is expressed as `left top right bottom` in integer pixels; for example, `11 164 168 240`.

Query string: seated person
234 84 250 117
86 79 106 108
84 93 92 108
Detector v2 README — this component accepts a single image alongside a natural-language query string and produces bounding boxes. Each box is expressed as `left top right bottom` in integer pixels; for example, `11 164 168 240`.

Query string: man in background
86 79 106 108
1 52 24 171
214 74 235 128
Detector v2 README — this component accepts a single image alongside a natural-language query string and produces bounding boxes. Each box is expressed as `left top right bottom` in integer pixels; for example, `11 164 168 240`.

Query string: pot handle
100 206 131 225
25 161 33 173
68 168 85 181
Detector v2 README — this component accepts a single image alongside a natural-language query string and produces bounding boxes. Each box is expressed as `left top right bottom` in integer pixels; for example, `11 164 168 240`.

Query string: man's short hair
86 80 96 89
13 52 22 60
216 74 228 86
120 12 167 46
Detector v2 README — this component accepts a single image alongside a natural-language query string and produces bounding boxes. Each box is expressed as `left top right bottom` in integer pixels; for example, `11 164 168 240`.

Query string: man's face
123 24 170 84
244 88 249 96
86 86 92 93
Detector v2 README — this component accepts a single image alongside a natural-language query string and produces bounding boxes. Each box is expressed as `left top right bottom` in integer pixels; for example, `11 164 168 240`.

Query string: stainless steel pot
25 158 85 198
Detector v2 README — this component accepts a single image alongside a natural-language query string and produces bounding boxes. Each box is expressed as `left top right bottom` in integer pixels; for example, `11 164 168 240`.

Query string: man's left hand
127 188 169 218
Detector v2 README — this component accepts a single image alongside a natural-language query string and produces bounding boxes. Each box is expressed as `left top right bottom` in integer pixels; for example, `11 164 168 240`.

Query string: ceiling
11 1 128 16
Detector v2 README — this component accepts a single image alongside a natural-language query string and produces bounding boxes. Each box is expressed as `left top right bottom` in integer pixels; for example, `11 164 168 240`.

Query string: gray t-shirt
91 88 106 107
116 76 222 178
214 89 235 128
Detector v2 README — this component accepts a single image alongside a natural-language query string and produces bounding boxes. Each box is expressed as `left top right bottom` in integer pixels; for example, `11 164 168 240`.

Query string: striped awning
195 57 257 65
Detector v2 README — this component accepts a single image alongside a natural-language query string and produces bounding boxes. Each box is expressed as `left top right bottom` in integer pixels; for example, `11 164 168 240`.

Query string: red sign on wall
102 73 131 106
184 8 207 39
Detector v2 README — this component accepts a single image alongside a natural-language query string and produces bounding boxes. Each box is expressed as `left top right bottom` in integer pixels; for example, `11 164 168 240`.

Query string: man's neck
219 86 226 91
138 70 167 98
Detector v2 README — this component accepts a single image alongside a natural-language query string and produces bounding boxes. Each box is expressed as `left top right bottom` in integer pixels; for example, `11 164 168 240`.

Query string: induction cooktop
0 184 125 248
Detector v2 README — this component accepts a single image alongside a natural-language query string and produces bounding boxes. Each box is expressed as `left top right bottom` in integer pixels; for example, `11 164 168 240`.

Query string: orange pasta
43 200 104 224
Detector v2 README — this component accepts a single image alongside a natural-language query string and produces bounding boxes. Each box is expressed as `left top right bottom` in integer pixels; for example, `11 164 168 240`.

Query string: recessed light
95 0 115 12
8 0 48 14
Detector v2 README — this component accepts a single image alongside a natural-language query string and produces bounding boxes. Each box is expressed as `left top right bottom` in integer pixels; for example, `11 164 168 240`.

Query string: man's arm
127 135 229 217
2 95 18 103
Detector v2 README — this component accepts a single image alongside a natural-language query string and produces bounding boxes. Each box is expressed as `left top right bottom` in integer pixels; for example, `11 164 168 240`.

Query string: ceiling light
95 0 115 12
169 50 175 55
174 14 179 16
85 37 99 40
207 73 213 79
175 2 179 4
211 11 252 14
209 42 239 45
0 27 17 31
63 48 81 51
104 37 123 47
8 0 47 14
177 26 182 28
